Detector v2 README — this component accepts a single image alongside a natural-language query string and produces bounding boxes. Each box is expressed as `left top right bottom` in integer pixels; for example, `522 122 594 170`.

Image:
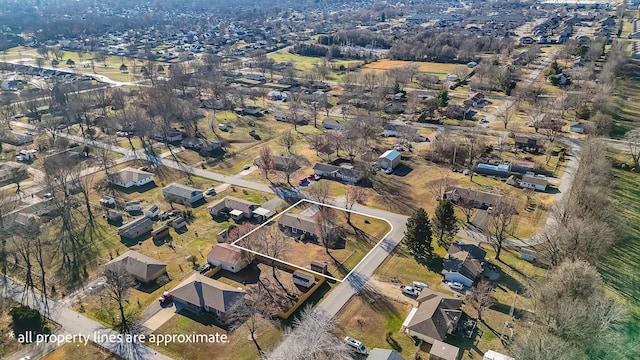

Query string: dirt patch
367 276 417 307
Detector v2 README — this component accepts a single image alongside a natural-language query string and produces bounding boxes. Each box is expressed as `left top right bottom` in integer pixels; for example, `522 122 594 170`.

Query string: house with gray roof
208 196 271 221
117 216 154 239
443 243 486 287
162 183 204 205
170 273 245 318
366 348 405 360
254 154 299 172
430 340 460 360
402 289 463 344
444 186 502 209
107 167 155 189
313 163 364 184
104 250 167 283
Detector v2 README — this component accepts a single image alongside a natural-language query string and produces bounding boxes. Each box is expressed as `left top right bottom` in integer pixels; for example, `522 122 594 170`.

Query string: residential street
1 277 172 360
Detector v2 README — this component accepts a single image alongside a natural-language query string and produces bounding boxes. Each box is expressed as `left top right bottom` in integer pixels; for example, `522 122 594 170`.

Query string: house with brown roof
170 273 245 318
278 213 319 238
444 186 502 210
402 289 463 344
107 167 155 189
207 243 252 273
104 250 167 283
443 243 486 287
429 340 460 360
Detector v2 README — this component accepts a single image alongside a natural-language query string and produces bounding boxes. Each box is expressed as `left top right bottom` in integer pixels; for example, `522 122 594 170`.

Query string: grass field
611 63 640 138
3 46 157 83
363 60 458 76
150 312 282 360
598 165 640 354
267 52 362 81
43 341 120 360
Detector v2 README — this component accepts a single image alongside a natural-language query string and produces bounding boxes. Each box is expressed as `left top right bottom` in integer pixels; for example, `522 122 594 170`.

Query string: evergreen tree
432 199 459 248
404 208 433 259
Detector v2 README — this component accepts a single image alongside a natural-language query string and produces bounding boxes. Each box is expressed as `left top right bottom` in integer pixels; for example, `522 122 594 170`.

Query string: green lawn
598 166 640 355
611 64 640 138
267 52 362 81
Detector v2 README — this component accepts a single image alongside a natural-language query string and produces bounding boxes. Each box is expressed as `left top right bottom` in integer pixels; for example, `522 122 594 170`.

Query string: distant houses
162 183 204 205
107 167 155 189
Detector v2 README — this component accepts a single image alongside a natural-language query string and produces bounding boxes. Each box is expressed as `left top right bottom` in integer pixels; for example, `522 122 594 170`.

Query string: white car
448 282 465 291
400 285 420 297
344 336 368 354
412 281 428 290
205 187 217 196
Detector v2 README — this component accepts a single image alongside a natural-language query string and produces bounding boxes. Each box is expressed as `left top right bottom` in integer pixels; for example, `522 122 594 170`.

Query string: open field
363 60 458 76
3 46 157 83
43 341 120 360
598 164 640 352
150 311 283 360
611 63 640 138
267 52 362 81
235 203 391 280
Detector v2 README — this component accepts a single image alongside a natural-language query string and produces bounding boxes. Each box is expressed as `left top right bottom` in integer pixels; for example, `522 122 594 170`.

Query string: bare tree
304 181 330 204
467 279 495 322
103 267 136 333
344 184 365 223
624 128 640 170
278 130 297 155
258 146 275 181
264 305 350 360
226 285 273 355
484 198 517 260
316 208 341 253
458 195 477 223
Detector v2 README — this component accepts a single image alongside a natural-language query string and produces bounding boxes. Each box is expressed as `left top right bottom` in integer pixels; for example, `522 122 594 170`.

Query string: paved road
1 277 171 360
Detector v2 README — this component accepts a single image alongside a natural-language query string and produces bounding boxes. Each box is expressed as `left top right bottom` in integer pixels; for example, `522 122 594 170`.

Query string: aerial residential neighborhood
0 0 639 359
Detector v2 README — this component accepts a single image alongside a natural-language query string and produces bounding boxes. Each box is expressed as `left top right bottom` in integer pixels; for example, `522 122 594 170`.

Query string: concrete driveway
142 305 176 332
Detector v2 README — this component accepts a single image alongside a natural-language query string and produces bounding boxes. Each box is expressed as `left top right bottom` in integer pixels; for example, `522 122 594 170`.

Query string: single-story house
267 91 288 101
402 289 463 344
254 154 299 172
107 167 155 189
278 213 319 238
569 122 585 133
322 118 345 130
514 135 544 152
475 163 510 177
313 163 365 184
483 350 515 360
463 93 486 108
366 348 405 360
153 129 183 143
181 137 221 152
241 106 262 115
443 243 486 288
144 204 160 218
207 243 252 273
117 217 154 239
383 124 418 138
16 149 37 162
162 183 204 205
430 340 460 360
170 273 245 318
103 250 167 283
520 174 548 191
378 150 402 170
1 131 33 146
509 160 535 174
208 196 270 221
445 186 502 209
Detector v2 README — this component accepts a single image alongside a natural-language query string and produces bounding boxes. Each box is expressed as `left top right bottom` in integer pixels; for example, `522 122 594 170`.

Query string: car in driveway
159 291 173 303
447 281 464 291
205 187 217 196
412 281 428 290
344 336 368 354
298 178 307 186
243 164 251 170
400 285 420 297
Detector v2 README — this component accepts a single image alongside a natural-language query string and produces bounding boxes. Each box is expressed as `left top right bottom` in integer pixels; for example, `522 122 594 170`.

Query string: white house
207 243 252 273
107 167 155 188
245 73 265 81
520 174 548 191
443 243 486 287
377 150 402 170
446 74 459 82
483 350 515 360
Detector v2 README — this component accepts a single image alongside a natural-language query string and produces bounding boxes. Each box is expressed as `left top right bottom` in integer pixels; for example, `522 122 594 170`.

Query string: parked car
448 282 464 291
159 291 172 303
205 187 217 196
412 281 428 290
307 174 315 180
43 193 53 199
243 164 251 170
385 167 393 174
298 178 306 186
344 336 368 355
400 285 420 297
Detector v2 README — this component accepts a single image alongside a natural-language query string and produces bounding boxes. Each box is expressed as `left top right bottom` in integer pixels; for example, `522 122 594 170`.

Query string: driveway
142 305 176 332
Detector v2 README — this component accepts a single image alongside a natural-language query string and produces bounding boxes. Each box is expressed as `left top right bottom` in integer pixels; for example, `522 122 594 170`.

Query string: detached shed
292 270 315 288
